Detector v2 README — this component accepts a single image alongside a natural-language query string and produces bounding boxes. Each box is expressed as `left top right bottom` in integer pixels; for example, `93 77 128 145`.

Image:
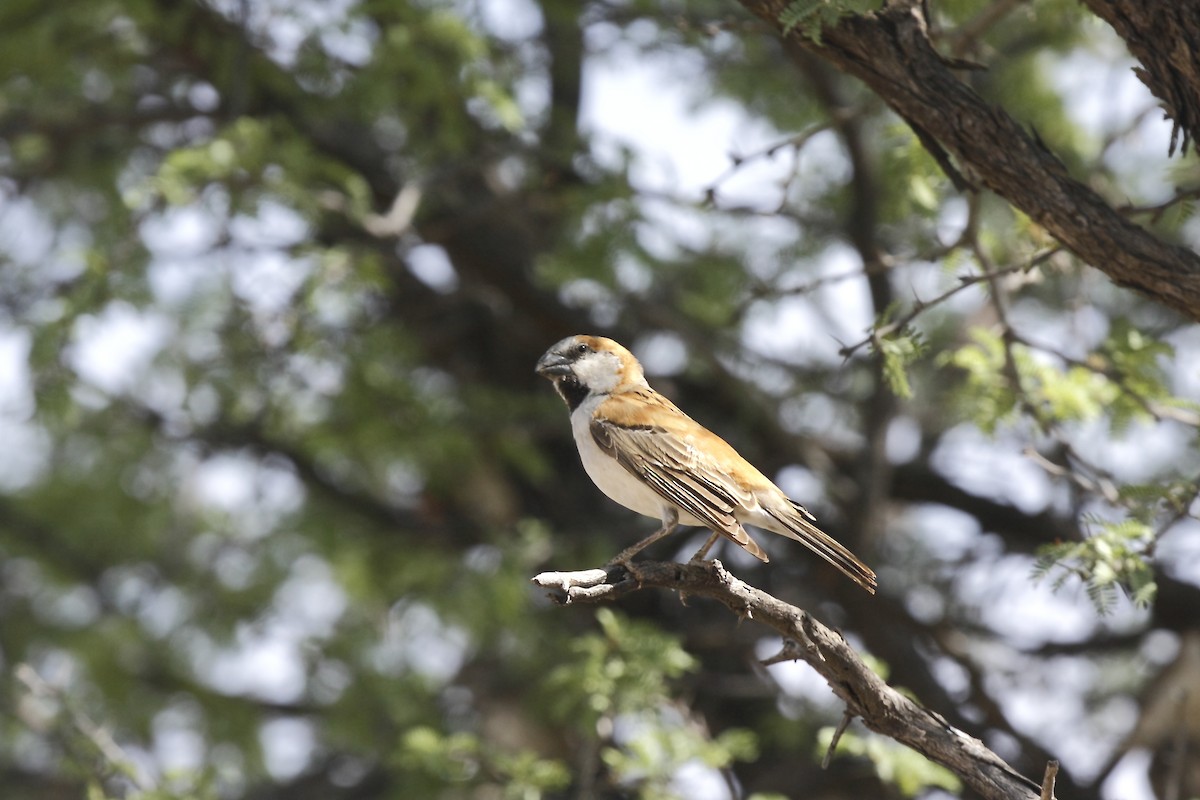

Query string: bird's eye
575 343 589 354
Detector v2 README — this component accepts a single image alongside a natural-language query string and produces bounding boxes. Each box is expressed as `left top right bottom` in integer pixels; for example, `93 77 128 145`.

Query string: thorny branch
835 250 1055 361
533 560 1042 800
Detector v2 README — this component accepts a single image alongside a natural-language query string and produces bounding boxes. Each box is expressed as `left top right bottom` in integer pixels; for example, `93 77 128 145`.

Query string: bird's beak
535 350 573 378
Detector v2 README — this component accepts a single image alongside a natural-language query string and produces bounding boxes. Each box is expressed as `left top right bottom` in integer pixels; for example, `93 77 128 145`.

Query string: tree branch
533 560 1042 800
1081 0 1200 155
732 0 1200 321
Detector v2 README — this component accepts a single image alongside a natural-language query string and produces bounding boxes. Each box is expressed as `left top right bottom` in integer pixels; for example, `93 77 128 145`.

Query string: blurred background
2 0 1199 798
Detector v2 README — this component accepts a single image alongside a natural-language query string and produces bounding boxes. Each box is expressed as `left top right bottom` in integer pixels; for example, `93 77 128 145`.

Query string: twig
760 633 825 668
1039 759 1059 800
702 118 842 198
837 190 1058 362
1006 329 1200 426
931 625 1059 763
1022 446 1122 504
739 262 876 313
1117 186 1200 225
15 664 155 792
837 253 1051 361
533 559 1042 800
822 710 855 769
1150 481 1200 558
946 0 1027 58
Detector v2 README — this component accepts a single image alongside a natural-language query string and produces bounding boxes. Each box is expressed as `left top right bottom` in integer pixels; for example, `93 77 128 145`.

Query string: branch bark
533 560 1042 800
732 0 1200 322
1081 0 1200 155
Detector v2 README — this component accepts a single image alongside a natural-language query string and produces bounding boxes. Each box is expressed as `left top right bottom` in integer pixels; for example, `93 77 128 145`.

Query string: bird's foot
602 553 636 571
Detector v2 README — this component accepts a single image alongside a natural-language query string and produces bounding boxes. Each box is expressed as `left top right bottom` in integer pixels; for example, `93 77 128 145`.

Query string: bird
535 334 877 594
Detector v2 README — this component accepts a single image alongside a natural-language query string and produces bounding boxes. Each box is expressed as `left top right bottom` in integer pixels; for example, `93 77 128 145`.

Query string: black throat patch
554 378 589 412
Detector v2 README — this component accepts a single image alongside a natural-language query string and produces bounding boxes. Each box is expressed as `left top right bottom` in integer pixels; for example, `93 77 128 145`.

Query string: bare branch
533 559 1042 800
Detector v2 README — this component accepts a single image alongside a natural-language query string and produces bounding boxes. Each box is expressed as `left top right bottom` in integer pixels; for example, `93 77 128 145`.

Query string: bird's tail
766 501 877 594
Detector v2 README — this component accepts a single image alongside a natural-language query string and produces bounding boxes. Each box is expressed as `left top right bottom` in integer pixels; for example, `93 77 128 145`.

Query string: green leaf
939 327 1018 431
1034 519 1157 613
779 0 876 40
543 608 698 730
875 329 928 399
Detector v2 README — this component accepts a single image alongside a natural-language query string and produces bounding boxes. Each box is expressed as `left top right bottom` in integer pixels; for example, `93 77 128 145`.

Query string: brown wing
590 390 768 561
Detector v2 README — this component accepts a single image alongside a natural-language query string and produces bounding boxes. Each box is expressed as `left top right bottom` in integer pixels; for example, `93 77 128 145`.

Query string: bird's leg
688 531 721 563
606 508 679 567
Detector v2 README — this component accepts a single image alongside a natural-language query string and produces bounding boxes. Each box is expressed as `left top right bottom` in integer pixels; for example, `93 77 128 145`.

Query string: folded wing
590 391 768 561
591 388 877 593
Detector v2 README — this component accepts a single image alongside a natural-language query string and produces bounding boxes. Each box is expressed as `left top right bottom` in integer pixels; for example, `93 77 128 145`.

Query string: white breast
569 396 699 525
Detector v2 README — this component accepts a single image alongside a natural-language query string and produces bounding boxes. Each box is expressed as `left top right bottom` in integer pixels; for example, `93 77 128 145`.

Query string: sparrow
535 334 877 594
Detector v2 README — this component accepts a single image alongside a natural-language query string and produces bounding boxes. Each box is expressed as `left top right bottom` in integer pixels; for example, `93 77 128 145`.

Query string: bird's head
536 335 644 408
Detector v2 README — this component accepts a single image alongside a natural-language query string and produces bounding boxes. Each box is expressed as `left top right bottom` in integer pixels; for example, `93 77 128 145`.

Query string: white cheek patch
573 352 621 392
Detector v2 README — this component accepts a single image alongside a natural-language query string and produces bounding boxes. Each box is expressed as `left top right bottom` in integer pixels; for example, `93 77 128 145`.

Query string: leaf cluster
399 726 570 800
544 608 698 729
940 326 1169 433
872 326 929 399
1034 519 1157 613
779 0 878 41
542 608 762 798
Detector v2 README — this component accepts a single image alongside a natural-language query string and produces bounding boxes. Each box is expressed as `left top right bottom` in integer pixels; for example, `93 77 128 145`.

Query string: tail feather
765 506 877 594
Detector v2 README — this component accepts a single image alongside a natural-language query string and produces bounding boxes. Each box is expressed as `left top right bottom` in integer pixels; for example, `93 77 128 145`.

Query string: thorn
822 711 855 769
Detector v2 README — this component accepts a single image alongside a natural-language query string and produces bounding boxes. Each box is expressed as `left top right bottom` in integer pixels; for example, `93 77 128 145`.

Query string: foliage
1 0 1199 799
545 608 699 728
818 726 963 797
940 325 1175 433
542 609 764 798
601 720 759 800
399 726 570 799
779 0 879 40
1034 519 1158 613
873 326 929 399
